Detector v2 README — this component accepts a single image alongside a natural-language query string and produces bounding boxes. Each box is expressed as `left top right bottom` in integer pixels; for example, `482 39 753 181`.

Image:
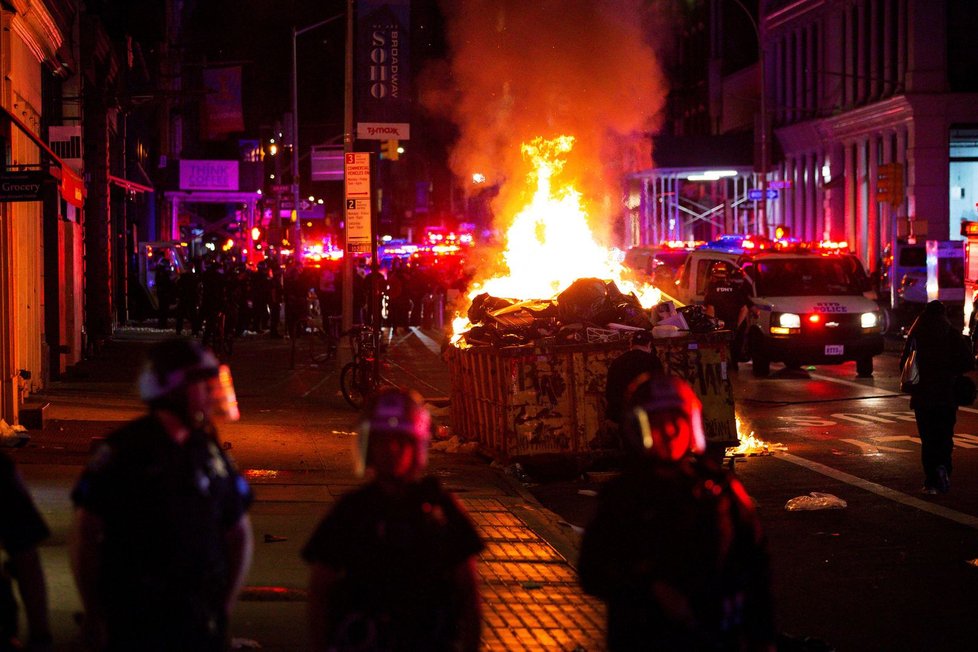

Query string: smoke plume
421 0 667 241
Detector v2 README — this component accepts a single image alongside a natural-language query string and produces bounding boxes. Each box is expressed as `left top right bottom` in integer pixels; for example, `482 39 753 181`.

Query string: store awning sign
0 171 53 202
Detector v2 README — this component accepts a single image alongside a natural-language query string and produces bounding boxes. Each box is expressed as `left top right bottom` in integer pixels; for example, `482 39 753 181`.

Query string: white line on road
807 372 978 416
778 452 978 530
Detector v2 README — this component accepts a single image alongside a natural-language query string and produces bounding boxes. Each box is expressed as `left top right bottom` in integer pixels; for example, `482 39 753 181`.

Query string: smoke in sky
420 0 667 238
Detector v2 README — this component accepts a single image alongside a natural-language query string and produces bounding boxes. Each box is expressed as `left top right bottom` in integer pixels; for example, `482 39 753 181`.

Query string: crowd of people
151 251 472 351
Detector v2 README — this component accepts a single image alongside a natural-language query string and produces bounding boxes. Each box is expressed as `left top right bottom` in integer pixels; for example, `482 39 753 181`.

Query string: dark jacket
900 303 974 409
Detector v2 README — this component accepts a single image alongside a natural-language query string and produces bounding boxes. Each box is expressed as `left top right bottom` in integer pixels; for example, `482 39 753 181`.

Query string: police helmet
138 339 239 422
621 372 706 460
355 388 432 477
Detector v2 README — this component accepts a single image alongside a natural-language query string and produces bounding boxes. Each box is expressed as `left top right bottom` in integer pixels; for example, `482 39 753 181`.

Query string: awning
1 105 86 208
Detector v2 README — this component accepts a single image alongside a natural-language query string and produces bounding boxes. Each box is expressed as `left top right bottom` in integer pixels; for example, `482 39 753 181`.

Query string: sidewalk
15 325 606 651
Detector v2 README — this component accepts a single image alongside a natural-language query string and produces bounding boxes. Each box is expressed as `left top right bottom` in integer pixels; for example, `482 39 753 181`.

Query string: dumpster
445 330 737 461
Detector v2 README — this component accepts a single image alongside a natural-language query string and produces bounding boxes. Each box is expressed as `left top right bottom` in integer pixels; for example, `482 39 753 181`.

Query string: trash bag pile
455 277 724 348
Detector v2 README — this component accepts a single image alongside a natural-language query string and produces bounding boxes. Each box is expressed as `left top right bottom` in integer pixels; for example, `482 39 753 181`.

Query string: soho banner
356 0 410 139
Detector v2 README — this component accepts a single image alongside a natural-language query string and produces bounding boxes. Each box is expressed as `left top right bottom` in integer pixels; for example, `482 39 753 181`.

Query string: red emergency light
808 314 822 324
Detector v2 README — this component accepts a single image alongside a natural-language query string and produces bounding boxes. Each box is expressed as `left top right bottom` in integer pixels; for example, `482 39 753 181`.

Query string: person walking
604 330 663 425
900 300 974 494
303 388 483 652
69 339 254 651
1 452 52 652
579 372 776 652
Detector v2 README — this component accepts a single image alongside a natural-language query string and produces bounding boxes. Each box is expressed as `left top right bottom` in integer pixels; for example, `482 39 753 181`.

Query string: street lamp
291 13 344 250
728 0 769 235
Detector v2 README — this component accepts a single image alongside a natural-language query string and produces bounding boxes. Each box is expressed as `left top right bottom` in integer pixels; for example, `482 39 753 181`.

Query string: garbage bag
556 278 615 324
467 293 515 324
784 492 847 511
678 304 723 333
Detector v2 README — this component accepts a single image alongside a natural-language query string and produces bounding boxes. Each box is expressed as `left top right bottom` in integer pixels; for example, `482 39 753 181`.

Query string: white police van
675 244 884 377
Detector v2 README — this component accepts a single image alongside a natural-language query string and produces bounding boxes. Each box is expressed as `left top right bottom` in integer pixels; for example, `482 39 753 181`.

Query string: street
529 340 978 651
9 329 978 651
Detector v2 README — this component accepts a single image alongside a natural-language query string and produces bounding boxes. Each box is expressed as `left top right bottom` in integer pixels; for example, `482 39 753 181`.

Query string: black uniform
71 416 252 650
1 452 50 646
579 456 775 651
704 277 750 331
605 348 664 422
302 477 484 651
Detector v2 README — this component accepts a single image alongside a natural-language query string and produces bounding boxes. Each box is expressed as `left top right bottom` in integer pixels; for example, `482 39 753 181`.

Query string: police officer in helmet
303 388 484 652
70 339 253 651
579 373 776 651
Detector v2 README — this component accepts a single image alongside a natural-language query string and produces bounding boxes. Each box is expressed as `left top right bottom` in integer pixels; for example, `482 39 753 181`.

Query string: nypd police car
676 243 884 377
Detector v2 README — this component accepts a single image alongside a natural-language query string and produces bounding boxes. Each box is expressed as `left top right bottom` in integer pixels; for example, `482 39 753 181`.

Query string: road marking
807 372 978 416
840 439 911 453
808 372 900 393
411 328 443 355
778 452 978 529
832 413 896 425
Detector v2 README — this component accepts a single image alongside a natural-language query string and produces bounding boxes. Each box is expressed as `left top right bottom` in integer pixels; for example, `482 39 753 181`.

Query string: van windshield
753 256 866 296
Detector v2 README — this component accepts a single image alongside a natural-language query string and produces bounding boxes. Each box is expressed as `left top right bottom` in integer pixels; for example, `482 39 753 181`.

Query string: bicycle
340 325 387 409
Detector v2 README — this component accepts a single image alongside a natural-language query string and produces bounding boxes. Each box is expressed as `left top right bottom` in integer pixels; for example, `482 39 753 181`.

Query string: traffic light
876 163 904 205
379 139 400 161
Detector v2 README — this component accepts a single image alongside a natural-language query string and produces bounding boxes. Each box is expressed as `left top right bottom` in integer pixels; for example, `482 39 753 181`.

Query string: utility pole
342 0 356 331
291 12 345 253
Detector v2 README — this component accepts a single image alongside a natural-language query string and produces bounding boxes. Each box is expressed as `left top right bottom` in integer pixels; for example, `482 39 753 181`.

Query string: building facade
631 0 978 278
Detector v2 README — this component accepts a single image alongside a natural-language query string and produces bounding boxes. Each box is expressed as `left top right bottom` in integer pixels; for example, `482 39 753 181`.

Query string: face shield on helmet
621 372 706 461
138 339 240 425
355 388 431 479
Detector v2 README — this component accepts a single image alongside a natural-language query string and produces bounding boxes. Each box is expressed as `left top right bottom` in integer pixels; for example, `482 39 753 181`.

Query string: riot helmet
621 372 706 461
138 338 239 426
355 388 431 479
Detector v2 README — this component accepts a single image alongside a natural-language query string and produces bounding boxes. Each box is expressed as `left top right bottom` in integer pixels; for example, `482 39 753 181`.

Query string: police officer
579 373 776 651
303 388 484 652
70 339 253 651
704 262 752 363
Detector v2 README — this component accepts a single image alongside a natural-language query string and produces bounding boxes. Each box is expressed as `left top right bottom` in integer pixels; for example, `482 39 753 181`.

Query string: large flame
456 136 659 337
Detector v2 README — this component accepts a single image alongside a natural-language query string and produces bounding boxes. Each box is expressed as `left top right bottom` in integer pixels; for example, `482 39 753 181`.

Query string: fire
726 416 785 457
454 136 659 337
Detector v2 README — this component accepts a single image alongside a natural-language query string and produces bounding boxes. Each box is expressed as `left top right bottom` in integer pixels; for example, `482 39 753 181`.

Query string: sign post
344 152 372 254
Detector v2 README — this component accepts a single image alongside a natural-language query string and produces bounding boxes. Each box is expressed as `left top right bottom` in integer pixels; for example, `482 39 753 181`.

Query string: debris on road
785 492 848 511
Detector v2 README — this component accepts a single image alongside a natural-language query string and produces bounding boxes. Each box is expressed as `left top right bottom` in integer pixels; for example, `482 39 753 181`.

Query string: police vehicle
675 242 884 377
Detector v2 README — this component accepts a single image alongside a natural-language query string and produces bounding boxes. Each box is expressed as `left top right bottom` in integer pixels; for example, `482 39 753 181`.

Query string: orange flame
453 136 659 339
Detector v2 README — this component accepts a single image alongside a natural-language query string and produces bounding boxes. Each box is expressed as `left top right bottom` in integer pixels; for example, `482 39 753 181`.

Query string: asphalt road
526 339 978 651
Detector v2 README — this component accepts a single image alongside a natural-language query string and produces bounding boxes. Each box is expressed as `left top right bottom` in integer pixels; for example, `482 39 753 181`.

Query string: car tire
856 356 874 378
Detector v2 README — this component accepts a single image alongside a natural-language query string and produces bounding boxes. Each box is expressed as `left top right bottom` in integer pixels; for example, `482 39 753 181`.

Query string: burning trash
449 136 719 349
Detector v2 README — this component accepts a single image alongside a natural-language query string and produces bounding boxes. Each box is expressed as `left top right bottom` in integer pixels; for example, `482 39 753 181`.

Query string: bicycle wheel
340 361 374 409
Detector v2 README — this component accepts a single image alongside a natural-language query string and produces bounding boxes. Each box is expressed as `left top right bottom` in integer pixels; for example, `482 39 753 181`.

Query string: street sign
344 153 371 199
747 188 780 201
346 199 372 253
344 153 372 253
311 146 344 181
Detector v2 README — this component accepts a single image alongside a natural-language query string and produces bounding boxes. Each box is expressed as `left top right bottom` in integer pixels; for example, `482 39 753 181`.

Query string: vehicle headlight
861 311 879 328
778 313 801 329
